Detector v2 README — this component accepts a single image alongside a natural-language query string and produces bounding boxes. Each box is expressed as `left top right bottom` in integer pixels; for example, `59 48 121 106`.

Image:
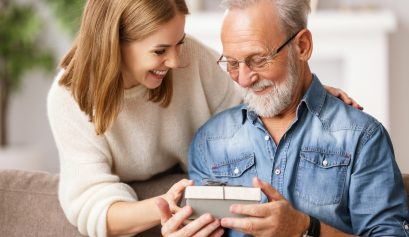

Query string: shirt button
322 159 328 167
274 169 281 175
264 135 269 141
234 167 240 175
405 224 409 230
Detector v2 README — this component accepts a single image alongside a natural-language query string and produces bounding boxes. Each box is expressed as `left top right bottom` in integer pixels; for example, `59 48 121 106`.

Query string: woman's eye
154 49 166 55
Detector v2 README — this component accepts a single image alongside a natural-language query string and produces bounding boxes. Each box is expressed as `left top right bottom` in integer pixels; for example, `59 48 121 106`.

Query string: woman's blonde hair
59 0 189 135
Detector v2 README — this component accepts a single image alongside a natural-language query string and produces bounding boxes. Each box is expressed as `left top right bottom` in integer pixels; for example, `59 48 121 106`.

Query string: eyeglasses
217 30 301 73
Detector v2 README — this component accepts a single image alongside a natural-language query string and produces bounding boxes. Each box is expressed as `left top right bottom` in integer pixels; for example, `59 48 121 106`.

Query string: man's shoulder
320 93 382 132
197 105 244 134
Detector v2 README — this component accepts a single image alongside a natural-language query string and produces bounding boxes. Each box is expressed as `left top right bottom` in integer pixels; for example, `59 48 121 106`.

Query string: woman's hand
106 179 194 236
161 179 194 214
155 197 224 237
324 85 363 110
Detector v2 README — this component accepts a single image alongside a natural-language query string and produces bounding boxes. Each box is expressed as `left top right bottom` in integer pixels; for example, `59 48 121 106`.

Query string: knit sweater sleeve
184 36 243 115
47 71 137 237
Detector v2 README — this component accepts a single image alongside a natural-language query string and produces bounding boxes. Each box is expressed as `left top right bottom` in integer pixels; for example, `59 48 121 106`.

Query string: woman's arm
106 199 160 235
107 179 193 236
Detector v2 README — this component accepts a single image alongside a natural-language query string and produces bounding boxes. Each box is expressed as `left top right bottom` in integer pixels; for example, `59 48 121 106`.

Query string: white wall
3 0 409 174
317 0 409 174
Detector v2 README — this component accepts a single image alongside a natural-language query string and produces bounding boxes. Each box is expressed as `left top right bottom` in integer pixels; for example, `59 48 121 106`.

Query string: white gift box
184 186 261 219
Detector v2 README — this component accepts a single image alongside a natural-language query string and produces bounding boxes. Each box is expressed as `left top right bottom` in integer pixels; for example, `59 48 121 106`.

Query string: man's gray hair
220 0 311 35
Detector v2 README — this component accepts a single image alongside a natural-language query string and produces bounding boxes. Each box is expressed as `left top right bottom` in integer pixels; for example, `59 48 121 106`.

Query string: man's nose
237 63 256 88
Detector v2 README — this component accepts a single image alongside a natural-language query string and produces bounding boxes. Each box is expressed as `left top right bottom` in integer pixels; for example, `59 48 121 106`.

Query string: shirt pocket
295 148 351 206
210 152 257 186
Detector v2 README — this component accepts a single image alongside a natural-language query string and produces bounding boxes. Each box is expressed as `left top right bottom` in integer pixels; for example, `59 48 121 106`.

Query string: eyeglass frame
216 29 302 73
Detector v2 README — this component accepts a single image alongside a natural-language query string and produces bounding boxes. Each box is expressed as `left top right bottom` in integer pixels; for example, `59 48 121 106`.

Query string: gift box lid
185 186 261 201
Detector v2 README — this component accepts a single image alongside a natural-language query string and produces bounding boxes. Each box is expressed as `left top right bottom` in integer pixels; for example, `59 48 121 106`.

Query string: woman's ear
295 29 313 61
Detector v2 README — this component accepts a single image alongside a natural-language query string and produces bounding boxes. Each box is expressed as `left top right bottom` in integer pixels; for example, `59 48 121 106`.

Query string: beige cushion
0 169 186 237
0 169 82 237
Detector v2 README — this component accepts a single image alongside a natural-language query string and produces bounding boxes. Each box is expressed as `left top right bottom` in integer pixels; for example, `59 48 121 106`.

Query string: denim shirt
188 75 409 237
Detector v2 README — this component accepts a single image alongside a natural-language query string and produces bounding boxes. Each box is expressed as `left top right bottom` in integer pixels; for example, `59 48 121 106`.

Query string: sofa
0 169 408 237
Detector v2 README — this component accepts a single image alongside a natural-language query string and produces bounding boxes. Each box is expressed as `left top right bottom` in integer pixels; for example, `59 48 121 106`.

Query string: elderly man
157 0 409 236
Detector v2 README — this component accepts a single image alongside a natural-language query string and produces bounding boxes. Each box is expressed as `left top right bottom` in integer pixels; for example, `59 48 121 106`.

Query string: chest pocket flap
211 152 255 178
300 150 350 168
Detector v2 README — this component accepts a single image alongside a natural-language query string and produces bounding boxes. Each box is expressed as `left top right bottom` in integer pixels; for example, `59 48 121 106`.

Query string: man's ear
295 29 313 61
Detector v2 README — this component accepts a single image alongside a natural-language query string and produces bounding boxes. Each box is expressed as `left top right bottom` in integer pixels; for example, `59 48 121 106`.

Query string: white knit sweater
47 37 242 237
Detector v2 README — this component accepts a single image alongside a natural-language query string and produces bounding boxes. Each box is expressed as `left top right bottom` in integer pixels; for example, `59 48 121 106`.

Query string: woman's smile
149 69 169 80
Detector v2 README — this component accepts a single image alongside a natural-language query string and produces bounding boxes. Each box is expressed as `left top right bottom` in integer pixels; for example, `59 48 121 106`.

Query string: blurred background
0 0 408 174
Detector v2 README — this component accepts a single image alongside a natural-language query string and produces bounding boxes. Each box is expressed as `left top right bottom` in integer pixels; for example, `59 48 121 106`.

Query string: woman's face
120 13 186 89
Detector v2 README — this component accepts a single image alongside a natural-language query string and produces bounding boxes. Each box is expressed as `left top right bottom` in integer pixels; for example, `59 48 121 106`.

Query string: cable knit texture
47 36 242 237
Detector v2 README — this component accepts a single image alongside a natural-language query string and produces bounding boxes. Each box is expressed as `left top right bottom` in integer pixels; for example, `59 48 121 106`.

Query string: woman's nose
164 48 181 68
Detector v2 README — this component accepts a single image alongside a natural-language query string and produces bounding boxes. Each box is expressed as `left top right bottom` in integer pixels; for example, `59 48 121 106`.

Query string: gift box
184 186 261 219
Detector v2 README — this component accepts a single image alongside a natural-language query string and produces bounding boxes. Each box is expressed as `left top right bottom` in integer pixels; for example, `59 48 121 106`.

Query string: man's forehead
220 29 273 59
221 17 280 56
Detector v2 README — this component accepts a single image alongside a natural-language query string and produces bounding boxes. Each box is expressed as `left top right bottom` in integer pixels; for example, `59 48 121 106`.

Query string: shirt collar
240 105 257 125
240 74 326 124
300 74 326 117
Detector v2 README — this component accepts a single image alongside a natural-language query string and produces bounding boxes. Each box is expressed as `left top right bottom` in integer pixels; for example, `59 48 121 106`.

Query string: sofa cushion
0 169 82 237
0 168 187 237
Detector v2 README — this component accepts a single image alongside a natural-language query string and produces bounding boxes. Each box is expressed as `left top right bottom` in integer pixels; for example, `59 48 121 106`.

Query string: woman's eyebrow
154 33 186 48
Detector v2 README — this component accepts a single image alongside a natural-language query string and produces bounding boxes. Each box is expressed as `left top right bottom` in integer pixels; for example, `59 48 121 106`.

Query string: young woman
47 0 361 236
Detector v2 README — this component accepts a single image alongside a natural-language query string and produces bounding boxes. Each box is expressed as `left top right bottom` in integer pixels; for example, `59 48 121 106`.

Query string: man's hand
220 177 309 237
155 197 224 237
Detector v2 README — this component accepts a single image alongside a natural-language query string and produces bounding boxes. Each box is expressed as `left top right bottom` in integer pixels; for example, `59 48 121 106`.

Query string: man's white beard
243 48 298 118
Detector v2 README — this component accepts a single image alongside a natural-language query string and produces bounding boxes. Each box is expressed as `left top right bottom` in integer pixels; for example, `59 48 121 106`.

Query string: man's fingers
252 177 283 201
229 202 270 217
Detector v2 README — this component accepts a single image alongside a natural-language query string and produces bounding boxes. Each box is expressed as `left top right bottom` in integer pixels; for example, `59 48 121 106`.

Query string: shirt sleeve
349 121 409 236
47 77 137 237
